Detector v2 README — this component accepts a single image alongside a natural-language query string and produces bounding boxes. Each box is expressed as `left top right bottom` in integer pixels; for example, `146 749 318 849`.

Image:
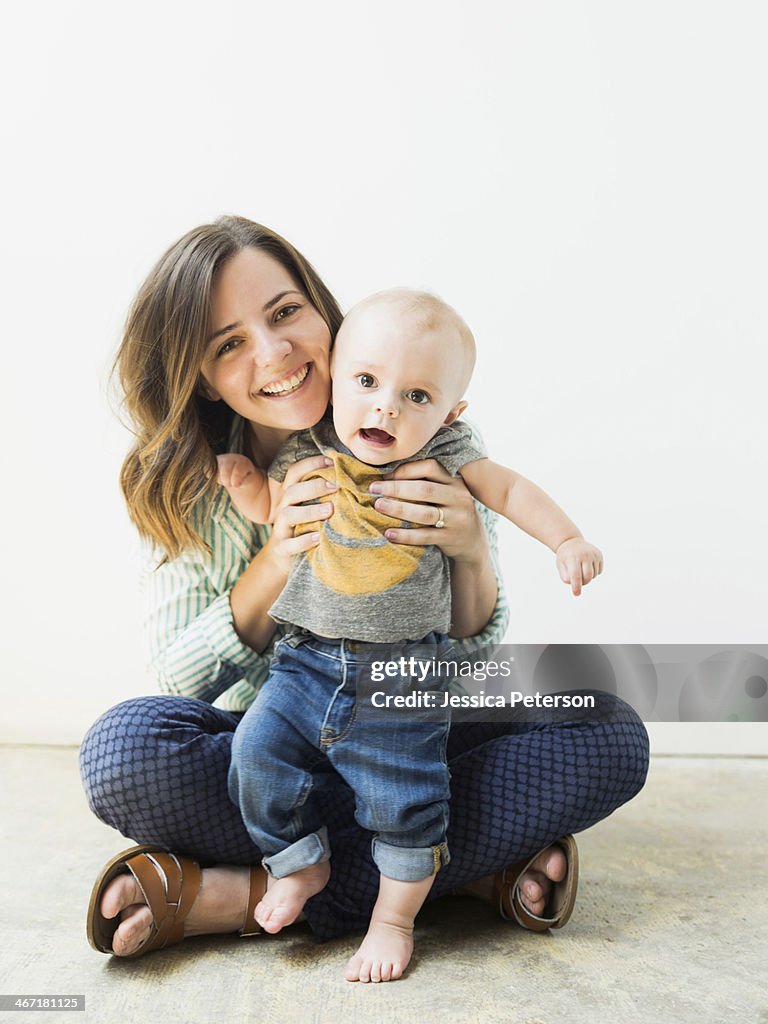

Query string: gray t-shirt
268 418 486 642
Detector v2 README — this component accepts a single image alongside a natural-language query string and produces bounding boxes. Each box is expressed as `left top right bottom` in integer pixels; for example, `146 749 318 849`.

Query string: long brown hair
115 216 344 558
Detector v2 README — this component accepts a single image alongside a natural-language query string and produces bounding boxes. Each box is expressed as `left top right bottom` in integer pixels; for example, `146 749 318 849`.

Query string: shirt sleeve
425 421 487 477
142 512 273 705
268 432 307 482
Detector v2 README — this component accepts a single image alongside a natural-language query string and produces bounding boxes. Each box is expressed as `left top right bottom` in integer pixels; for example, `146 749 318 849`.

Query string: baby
222 289 602 982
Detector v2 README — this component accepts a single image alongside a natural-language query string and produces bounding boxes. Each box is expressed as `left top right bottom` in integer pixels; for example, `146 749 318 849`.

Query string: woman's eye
357 373 377 388
216 338 240 357
407 389 430 405
274 304 300 321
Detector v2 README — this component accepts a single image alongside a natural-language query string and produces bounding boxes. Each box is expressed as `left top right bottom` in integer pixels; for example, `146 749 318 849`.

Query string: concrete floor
1 747 766 1024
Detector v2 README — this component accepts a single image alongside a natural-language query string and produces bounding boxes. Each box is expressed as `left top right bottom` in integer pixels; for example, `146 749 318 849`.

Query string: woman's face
199 247 332 437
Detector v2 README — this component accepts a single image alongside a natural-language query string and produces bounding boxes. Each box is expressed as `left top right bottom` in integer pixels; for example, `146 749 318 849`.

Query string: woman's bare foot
514 843 567 916
460 843 568 917
255 861 330 934
99 865 252 957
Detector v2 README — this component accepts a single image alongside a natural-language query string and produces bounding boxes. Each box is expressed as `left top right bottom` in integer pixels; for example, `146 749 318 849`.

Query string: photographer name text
369 691 595 709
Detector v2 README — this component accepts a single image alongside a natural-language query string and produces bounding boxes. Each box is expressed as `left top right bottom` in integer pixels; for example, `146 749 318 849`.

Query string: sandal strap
124 851 202 954
493 855 537 923
240 865 267 937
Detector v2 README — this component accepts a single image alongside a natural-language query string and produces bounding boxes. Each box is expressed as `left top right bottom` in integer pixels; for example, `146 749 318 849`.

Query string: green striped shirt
143 416 510 712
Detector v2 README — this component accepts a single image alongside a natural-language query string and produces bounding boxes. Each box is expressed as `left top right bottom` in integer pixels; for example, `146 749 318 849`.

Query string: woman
81 216 649 970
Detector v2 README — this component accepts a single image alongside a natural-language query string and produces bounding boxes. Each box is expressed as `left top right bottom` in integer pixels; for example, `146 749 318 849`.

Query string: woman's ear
443 400 468 426
198 377 221 402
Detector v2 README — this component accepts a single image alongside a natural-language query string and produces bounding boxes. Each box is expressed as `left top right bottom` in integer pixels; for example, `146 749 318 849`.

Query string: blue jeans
228 631 452 882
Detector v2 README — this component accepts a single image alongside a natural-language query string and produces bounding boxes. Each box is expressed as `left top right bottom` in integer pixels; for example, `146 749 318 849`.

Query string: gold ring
434 506 446 529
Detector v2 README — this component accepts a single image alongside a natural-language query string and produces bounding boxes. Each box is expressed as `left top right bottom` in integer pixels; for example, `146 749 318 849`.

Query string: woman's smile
259 362 311 397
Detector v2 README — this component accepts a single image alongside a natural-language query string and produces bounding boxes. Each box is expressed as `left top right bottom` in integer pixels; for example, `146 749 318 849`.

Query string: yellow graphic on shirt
294 451 426 595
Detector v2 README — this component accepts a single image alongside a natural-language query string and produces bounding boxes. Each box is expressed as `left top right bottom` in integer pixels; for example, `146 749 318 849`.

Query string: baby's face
331 305 468 465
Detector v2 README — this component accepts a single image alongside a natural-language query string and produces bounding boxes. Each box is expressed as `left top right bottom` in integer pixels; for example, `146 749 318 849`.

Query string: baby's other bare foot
256 861 330 934
344 920 414 983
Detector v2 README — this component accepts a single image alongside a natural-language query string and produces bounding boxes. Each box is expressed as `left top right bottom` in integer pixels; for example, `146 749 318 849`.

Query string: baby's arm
459 459 603 596
217 454 282 525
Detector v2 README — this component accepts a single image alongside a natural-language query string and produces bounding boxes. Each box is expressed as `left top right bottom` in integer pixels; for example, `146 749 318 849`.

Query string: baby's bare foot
255 861 330 934
99 865 251 957
344 920 414 983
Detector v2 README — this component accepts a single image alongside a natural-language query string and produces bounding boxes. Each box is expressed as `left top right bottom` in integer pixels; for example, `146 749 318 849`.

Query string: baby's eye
407 389 430 405
357 373 378 389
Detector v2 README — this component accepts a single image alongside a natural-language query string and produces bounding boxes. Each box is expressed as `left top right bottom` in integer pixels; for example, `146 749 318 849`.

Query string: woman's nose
249 328 292 367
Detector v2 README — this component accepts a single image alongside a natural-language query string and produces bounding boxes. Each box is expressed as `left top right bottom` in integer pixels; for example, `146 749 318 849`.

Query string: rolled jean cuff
371 837 450 882
262 825 331 879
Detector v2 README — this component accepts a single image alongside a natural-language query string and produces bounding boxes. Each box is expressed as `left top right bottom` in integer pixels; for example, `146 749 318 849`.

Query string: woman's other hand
369 458 497 637
368 458 489 565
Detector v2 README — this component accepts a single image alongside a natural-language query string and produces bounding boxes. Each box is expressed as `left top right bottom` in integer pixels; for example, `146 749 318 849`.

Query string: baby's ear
443 400 468 426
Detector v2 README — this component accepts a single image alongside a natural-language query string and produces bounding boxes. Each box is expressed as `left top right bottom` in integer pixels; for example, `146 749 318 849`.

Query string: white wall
1 1 766 752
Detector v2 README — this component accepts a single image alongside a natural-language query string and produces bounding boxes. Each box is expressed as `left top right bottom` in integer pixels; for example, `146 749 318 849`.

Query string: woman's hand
230 455 336 652
368 458 489 565
260 455 337 577
369 458 498 637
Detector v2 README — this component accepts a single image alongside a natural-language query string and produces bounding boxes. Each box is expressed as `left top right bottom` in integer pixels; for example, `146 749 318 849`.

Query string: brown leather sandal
493 834 579 931
86 845 267 958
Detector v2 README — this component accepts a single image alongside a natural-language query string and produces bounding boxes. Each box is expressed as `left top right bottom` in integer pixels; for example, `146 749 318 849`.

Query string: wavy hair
114 216 344 559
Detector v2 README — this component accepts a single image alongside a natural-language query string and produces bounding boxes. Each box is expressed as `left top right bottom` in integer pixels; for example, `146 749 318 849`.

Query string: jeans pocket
280 629 314 650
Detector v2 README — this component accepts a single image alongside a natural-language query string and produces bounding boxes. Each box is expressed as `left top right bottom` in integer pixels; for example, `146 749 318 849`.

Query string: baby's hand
217 453 273 524
217 453 260 491
555 538 604 597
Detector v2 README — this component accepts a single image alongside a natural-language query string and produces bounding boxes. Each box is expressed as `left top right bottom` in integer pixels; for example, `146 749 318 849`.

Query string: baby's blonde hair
341 287 476 396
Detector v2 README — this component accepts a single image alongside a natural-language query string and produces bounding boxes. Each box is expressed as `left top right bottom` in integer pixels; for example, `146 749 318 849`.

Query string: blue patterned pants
79 692 649 940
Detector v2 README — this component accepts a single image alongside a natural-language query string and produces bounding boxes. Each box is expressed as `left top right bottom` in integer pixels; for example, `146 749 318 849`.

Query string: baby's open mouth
359 428 395 446
260 363 310 397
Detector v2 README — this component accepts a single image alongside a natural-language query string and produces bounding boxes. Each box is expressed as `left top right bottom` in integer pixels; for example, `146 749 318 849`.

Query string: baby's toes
261 905 294 933
343 954 364 982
